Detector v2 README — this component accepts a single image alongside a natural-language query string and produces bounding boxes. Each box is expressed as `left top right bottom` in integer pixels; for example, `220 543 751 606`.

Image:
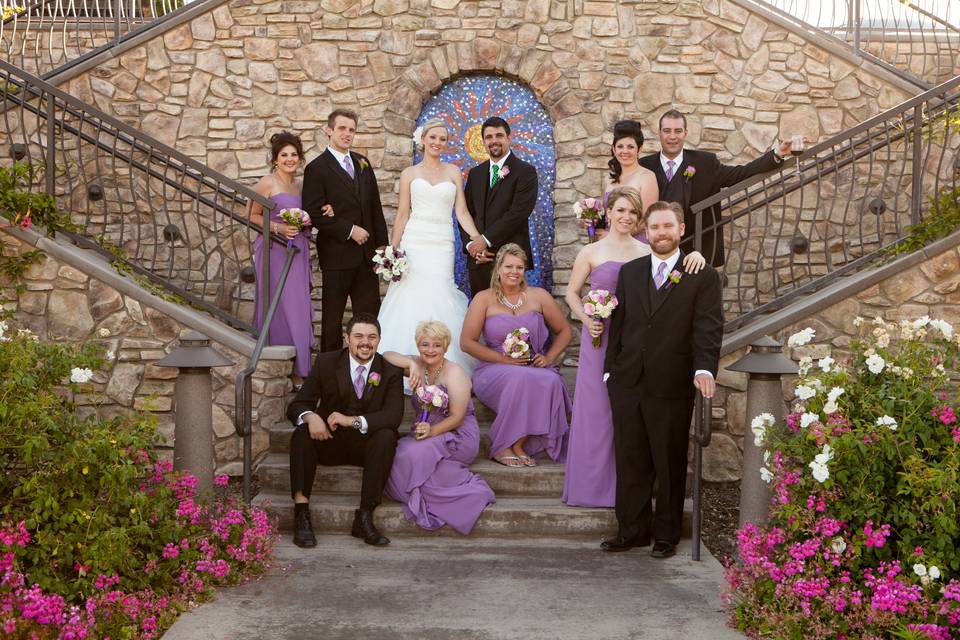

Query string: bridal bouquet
582 289 618 348
415 384 449 438
372 246 408 283
573 197 605 243
278 207 311 247
502 327 531 360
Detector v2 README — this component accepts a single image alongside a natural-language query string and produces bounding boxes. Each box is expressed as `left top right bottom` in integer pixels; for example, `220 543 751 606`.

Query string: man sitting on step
287 312 404 547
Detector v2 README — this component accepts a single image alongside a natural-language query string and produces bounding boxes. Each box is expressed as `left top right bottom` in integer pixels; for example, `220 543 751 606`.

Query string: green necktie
491 164 500 188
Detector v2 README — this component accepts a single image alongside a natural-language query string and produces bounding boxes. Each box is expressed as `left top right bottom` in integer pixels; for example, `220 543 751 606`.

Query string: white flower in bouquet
865 353 885 374
372 246 408 283
787 327 815 347
876 415 898 431
750 412 775 447
70 367 94 384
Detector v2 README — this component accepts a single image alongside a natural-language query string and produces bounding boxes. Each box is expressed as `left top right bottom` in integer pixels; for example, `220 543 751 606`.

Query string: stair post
157 331 234 494
726 336 797 527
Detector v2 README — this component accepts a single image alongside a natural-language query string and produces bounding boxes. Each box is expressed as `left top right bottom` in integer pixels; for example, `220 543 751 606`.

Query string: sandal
517 454 537 467
493 455 523 468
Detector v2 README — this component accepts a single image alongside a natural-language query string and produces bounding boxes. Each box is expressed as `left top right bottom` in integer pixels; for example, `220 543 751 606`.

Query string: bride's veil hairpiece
413 117 448 153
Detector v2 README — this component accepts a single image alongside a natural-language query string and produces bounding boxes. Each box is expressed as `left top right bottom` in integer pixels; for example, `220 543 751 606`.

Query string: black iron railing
751 0 960 88
692 73 960 333
0 0 188 78
691 390 712 562
0 60 297 499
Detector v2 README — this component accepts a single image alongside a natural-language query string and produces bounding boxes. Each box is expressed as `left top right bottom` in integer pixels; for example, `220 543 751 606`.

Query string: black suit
462 153 538 296
640 149 783 266
287 350 403 510
604 253 723 544
302 149 389 351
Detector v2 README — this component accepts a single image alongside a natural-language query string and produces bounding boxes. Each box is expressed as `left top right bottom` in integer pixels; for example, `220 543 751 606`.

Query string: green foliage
888 184 960 257
0 162 72 234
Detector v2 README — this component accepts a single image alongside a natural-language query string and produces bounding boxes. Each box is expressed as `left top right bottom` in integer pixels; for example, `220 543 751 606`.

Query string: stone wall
704 239 960 483
0 231 292 474
55 0 915 302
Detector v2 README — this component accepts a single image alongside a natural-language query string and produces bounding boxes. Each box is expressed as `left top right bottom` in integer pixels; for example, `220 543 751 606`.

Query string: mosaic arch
413 75 557 296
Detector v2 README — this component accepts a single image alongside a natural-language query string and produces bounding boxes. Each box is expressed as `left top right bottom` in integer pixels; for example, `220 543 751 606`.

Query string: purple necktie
343 155 355 180
654 261 667 290
665 160 675 182
353 365 366 398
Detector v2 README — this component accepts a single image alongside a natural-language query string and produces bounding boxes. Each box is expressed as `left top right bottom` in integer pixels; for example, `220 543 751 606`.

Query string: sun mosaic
413 75 557 295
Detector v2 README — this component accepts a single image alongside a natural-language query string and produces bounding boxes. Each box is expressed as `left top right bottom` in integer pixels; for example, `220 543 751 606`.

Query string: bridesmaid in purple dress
250 132 330 387
461 244 573 467
383 320 495 534
563 187 705 507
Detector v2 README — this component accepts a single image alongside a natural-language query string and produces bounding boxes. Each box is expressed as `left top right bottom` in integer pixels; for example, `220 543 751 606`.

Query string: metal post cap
726 335 798 375
155 331 234 369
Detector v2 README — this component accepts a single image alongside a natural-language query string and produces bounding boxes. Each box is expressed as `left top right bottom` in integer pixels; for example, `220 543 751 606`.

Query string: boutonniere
683 166 696 181
367 372 381 388
499 166 510 178
668 269 682 285
358 158 370 172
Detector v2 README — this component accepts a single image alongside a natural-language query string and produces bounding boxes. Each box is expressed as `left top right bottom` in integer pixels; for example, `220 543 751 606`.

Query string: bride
378 118 481 375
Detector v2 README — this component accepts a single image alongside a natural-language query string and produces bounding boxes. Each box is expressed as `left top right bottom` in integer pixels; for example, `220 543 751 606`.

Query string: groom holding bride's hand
463 117 538 297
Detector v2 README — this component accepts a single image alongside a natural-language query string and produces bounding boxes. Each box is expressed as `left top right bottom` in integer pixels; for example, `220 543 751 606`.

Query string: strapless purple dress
562 261 622 507
385 386 495 534
252 192 314 377
472 311 571 462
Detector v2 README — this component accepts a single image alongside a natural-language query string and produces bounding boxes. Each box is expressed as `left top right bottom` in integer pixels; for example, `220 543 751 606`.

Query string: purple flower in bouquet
278 207 311 247
372 246 408 283
502 327 532 360
415 384 450 437
573 197 605 243
582 289 618 347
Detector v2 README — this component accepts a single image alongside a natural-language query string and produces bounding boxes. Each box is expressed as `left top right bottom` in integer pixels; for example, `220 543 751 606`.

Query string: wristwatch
352 417 365 434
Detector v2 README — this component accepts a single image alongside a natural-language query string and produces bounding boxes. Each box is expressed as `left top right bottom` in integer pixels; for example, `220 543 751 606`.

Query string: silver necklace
499 291 525 312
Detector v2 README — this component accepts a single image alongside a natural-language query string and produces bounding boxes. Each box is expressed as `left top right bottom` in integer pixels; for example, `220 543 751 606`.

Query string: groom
303 109 389 352
602 201 723 558
287 313 404 548
462 116 538 297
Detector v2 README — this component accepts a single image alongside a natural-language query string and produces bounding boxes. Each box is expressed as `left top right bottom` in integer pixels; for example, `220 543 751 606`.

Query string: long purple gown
473 311 571 462
562 261 622 507
252 192 313 378
386 387 495 534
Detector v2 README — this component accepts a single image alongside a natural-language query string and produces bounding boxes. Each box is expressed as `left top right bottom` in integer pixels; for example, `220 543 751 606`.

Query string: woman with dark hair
460 244 573 467
250 131 331 389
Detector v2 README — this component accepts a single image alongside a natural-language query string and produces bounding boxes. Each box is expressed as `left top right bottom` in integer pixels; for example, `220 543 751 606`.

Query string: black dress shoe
351 509 390 546
650 541 677 559
600 534 651 552
293 506 317 548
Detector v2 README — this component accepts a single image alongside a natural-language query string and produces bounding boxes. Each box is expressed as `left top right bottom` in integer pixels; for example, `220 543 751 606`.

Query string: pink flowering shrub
728 317 960 638
0 323 277 638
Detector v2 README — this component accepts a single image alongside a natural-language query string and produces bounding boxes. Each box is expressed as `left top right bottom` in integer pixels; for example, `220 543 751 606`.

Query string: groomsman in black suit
303 109 389 352
287 313 404 548
640 109 798 267
602 202 723 558
462 116 538 297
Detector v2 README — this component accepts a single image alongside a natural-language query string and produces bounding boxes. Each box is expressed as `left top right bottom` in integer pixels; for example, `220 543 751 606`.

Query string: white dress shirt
297 354 371 434
660 151 684 180
651 249 713 380
327 147 359 241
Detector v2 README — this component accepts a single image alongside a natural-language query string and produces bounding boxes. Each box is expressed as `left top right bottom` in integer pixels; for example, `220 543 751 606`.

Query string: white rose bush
727 318 960 639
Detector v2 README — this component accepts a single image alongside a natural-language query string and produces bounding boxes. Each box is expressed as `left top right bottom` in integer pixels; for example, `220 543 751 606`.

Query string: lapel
676 155 692 212
636 257 652 318
359 354 382 404
472 162 490 228
647 154 668 191
323 149 360 202
650 250 686 317
485 155 510 204
335 349 354 404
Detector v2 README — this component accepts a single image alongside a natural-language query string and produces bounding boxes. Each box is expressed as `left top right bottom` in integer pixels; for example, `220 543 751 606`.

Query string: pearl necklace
498 291 525 312
425 361 444 385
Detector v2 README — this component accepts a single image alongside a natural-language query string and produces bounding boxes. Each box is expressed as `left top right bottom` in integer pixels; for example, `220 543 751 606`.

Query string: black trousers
468 263 493 299
320 266 380 352
289 424 397 510
608 380 694 544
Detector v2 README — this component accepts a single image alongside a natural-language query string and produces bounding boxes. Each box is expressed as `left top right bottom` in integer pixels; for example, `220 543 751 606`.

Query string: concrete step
256 491 693 538
258 452 566 497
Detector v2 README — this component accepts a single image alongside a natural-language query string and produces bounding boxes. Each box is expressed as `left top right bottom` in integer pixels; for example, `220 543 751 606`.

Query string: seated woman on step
383 320 495 534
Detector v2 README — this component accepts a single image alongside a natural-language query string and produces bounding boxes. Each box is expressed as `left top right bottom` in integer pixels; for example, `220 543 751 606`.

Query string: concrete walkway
164 535 744 640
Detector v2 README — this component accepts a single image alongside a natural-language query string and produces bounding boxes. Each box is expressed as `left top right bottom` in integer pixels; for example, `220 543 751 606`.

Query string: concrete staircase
253 368 694 539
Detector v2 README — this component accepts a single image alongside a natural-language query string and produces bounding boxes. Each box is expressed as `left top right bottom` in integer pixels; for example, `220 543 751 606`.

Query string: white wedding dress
377 178 475 375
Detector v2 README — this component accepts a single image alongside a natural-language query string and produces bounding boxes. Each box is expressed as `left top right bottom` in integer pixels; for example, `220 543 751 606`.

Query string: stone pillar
726 336 797 527
156 331 233 494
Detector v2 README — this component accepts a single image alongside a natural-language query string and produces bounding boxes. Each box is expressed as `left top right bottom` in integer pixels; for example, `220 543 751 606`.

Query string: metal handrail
690 74 960 333
749 0 960 88
691 390 712 562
